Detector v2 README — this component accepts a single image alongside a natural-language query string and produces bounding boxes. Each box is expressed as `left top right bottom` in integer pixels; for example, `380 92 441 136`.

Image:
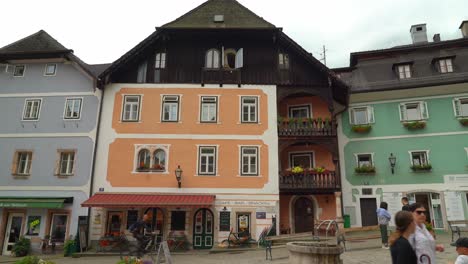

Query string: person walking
390 211 417 264
409 203 444 264
454 237 468 264
129 214 152 254
377 201 391 249
402 197 411 211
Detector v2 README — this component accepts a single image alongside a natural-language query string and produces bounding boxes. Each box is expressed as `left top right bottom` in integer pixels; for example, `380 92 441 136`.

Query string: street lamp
388 153 396 174
175 165 183 188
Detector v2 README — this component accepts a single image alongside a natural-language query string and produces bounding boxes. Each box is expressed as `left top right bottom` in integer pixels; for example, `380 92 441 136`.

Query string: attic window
14 65 25 77
213 15 224 23
416 27 423 31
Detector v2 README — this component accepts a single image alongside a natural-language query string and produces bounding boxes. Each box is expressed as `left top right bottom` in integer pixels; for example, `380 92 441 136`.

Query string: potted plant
12 236 30 257
291 166 304 174
310 167 329 174
354 165 376 174
411 164 432 171
459 118 468 126
153 164 164 171
403 121 426 129
63 236 76 257
351 124 372 133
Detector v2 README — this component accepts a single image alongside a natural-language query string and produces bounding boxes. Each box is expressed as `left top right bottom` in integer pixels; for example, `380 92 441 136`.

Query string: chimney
410 24 428 44
433 34 441 42
460 20 468 38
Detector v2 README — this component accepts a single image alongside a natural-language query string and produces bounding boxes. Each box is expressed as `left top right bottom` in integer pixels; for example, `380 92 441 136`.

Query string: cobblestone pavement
0 233 461 263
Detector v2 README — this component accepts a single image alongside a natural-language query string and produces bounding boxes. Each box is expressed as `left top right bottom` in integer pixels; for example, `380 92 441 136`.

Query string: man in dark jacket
129 214 152 253
401 197 411 211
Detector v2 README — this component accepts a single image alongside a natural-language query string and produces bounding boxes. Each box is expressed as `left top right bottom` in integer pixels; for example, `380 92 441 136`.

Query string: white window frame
205 49 220 69
44 63 57 76
349 106 375 125
200 96 218 123
133 144 170 174
13 65 26 77
197 146 217 176
288 105 311 118
353 153 375 167
399 101 428 121
240 96 258 123
136 61 147 83
121 95 141 122
155 53 166 69
408 150 430 166
240 146 259 176
278 53 289 70
438 58 453 73
58 151 75 176
397 64 412 79
453 98 468 117
14 151 33 176
49 213 69 244
22 98 42 121
161 95 180 122
63 98 83 120
465 147 468 160
288 151 315 169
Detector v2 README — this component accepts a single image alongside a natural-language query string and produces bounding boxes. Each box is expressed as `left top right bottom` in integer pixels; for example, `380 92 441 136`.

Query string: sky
1 0 467 68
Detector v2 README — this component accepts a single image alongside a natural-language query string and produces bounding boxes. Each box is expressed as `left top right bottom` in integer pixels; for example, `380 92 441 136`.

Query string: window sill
354 172 376 176
410 169 432 173
133 170 169 174
195 174 219 177
197 122 222 125
237 175 261 177
12 174 30 179
119 120 142 123
55 174 74 178
21 119 39 122
237 122 261 125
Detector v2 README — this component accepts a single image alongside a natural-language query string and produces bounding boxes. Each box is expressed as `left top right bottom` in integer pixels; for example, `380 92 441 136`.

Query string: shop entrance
360 198 378 227
408 192 443 228
3 213 24 255
193 209 214 249
106 211 123 236
144 208 164 244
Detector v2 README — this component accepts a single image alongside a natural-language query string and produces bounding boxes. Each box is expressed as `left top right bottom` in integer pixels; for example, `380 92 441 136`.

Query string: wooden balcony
201 68 241 86
277 118 336 137
279 171 340 193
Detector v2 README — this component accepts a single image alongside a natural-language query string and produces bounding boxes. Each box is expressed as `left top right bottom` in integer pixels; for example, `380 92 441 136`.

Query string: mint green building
337 22 468 228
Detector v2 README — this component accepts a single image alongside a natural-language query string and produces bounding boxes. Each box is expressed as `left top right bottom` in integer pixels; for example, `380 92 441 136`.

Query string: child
455 237 468 264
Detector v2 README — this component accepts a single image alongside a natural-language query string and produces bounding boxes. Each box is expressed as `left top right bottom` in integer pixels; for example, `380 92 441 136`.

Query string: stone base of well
287 242 344 264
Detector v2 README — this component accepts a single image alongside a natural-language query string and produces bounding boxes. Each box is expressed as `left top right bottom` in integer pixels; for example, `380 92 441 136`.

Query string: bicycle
119 232 159 262
220 228 255 248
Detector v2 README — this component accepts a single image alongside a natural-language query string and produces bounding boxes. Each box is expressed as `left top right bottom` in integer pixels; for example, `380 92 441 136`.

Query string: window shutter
11 152 18 174
235 48 244 69
399 104 406 121
367 106 375 123
453 98 461 117
421 101 429 119
221 46 225 67
349 108 355 125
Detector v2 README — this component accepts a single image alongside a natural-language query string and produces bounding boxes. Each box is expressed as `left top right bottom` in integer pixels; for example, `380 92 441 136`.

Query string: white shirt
455 255 468 264
409 223 436 264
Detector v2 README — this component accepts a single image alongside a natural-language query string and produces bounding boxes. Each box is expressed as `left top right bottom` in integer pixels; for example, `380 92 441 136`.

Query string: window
171 211 186 230
136 61 147 83
22 99 42 120
356 154 373 167
14 151 32 175
26 216 41 236
200 96 218 123
290 152 314 169
134 145 169 173
397 64 412 79
155 53 166 69
241 96 258 123
122 95 141 122
198 146 217 175
241 147 258 176
205 49 220 69
153 149 166 171
14 65 25 77
64 98 82 119
126 210 139 229
44 64 57 76
454 98 468 117
289 105 310 118
49 214 68 244
410 151 429 166
349 106 374 125
58 151 75 176
438 58 453 73
137 149 151 170
161 95 180 122
279 53 289 70
399 102 428 121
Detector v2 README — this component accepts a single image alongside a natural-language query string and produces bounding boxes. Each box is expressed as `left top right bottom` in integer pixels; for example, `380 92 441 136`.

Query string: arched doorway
193 208 214 249
408 192 444 228
294 197 314 233
144 207 164 244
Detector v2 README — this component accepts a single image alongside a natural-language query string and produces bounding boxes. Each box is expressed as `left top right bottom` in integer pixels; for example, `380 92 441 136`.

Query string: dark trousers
379 224 388 245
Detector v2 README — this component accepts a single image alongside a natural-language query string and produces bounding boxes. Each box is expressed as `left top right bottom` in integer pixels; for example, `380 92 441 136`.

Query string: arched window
138 149 151 170
205 49 220 69
153 149 166 171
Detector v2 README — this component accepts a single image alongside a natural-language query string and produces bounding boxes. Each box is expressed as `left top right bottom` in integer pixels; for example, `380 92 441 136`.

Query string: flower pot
459 119 468 126
403 121 426 129
351 125 372 133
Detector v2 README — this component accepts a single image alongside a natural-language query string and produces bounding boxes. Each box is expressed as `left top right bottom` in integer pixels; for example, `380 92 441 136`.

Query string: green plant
63 236 76 257
425 222 433 232
351 124 372 133
12 236 30 257
459 118 468 126
312 167 326 173
403 121 426 129
291 166 304 174
116 256 145 264
355 165 376 173
411 164 432 171
14 256 38 264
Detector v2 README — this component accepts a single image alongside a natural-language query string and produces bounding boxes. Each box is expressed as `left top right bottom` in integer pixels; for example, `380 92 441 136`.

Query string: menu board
219 211 230 231
382 192 403 226
445 191 465 221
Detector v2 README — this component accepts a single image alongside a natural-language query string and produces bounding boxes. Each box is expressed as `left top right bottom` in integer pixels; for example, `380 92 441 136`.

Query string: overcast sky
1 0 467 68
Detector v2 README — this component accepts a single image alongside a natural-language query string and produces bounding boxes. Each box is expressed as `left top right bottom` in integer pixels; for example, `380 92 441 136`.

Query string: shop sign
256 212 266 219
216 200 276 207
26 216 41 236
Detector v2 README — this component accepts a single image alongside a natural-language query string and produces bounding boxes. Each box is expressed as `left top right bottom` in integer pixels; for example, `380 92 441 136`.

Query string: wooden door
106 211 123 236
3 213 24 255
193 209 214 249
360 198 378 226
294 197 314 233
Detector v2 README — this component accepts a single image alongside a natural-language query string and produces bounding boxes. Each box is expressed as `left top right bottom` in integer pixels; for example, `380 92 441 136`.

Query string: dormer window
14 65 25 77
44 64 57 76
205 49 220 69
279 53 289 70
397 64 412 79
438 58 453 73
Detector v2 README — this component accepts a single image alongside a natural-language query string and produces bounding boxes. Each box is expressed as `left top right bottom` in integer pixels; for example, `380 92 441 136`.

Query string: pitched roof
162 0 275 29
0 30 71 54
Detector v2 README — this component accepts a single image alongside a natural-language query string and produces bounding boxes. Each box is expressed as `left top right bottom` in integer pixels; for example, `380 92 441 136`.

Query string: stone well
286 242 344 264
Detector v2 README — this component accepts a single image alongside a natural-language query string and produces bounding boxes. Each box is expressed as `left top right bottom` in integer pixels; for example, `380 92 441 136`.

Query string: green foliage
351 125 372 133
63 236 76 257
355 165 376 173
425 222 434 232
12 237 30 257
403 121 426 129
13 256 56 264
459 119 468 126
291 166 304 174
411 164 432 171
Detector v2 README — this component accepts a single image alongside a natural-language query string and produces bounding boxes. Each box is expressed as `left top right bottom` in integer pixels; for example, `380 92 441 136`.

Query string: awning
81 193 216 208
0 198 67 209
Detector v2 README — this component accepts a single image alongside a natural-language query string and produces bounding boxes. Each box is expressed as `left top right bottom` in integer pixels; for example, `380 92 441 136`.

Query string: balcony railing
277 118 335 137
201 68 241 85
279 171 340 191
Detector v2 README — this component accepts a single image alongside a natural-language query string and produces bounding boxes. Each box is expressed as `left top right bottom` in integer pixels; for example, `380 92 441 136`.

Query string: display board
445 191 465 221
219 211 230 231
382 192 403 226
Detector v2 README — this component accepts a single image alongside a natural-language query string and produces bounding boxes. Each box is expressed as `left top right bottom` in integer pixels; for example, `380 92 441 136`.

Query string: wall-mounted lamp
175 165 183 188
389 153 397 174
222 206 227 211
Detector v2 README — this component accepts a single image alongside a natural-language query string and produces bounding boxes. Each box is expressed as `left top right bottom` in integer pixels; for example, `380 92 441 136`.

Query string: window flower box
410 164 432 172
351 125 372 133
291 166 304 174
153 164 165 171
459 118 468 126
354 165 376 174
403 121 426 129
